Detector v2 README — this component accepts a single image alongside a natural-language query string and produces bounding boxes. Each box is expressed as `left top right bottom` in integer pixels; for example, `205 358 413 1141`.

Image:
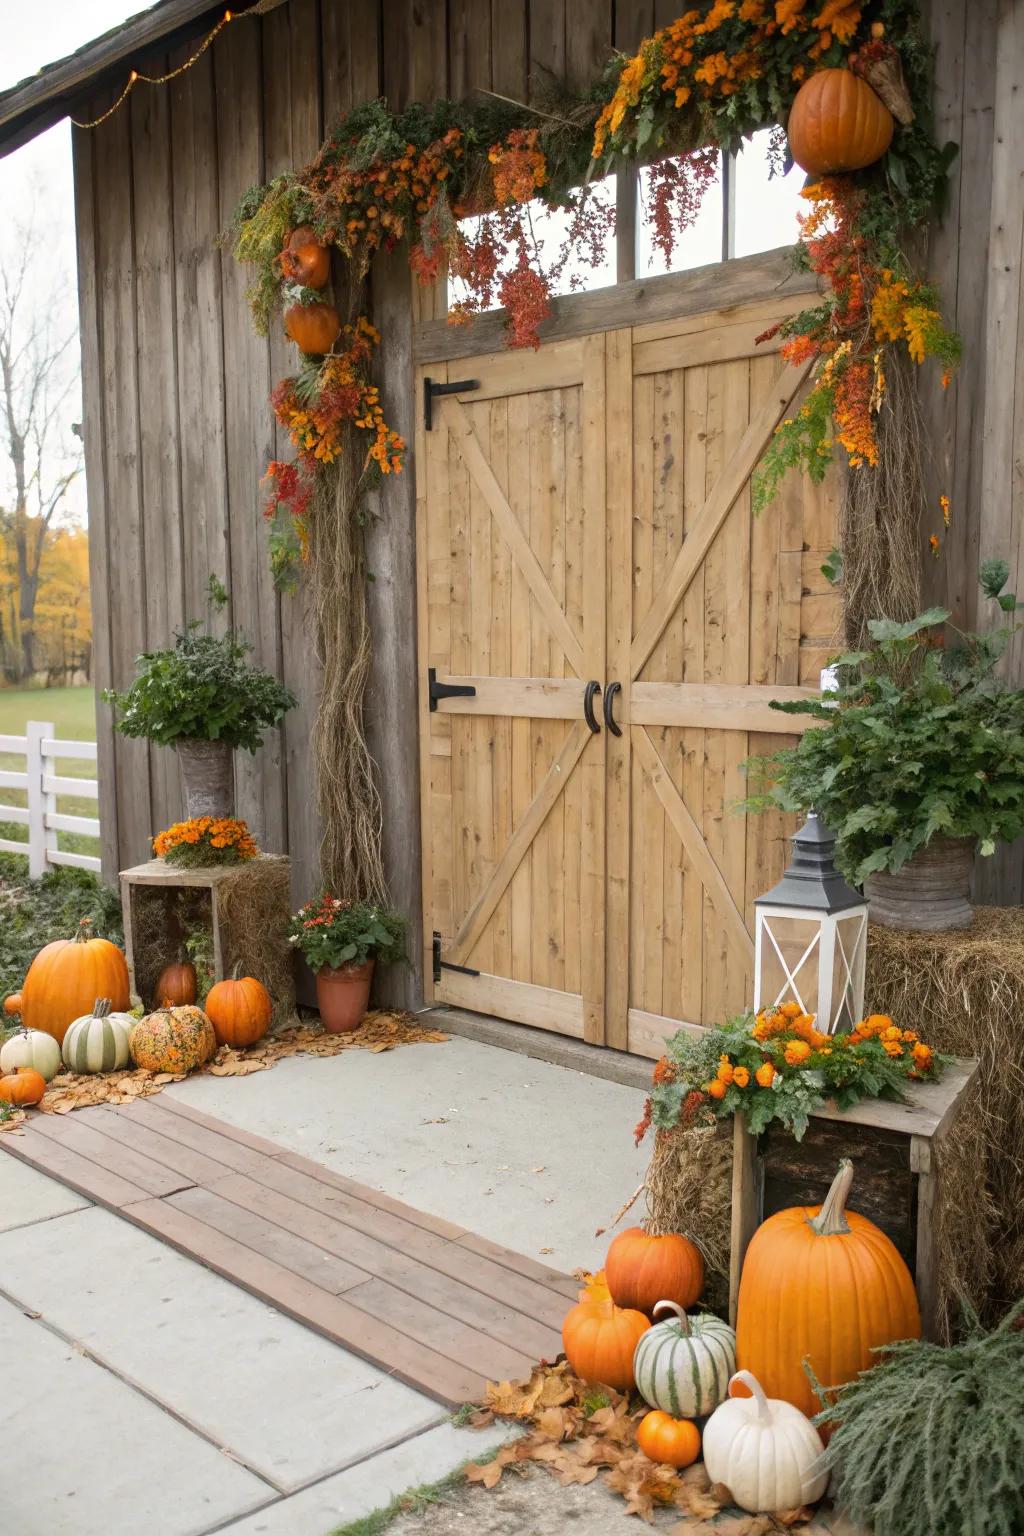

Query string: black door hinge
428 667 477 712
423 375 480 430
433 931 480 985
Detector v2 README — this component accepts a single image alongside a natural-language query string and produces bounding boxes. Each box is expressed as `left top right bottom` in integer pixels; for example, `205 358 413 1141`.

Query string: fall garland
227 0 959 893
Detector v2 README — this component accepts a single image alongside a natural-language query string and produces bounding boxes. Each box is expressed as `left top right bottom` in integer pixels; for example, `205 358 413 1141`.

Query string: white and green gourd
0 1028 63 1082
62 999 133 1074
633 1300 737 1418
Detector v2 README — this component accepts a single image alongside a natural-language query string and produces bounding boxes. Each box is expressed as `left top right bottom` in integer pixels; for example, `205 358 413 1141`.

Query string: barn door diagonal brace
423 375 480 430
432 932 480 984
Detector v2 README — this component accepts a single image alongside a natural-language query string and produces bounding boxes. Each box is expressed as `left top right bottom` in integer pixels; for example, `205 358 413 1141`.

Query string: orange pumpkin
281 226 330 289
20 920 130 1046
636 1411 701 1469
605 1227 704 1315
562 1295 649 1391
155 960 197 1007
0 1067 46 1106
205 971 271 1049
284 300 341 356
735 1159 920 1423
129 1004 216 1074
787 68 894 175
3 993 23 1017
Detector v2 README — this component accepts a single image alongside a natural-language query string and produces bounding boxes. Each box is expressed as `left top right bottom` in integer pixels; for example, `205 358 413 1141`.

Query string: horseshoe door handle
603 680 623 737
583 680 602 734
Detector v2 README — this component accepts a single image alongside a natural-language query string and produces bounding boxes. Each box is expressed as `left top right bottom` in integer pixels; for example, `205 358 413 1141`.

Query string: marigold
706 1079 728 1100
784 1039 812 1065
717 1055 735 1085
755 1061 776 1087
732 1066 750 1088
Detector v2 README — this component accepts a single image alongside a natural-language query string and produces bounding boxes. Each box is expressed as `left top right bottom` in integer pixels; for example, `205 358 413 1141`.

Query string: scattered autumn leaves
1 1012 447 1127
463 1360 844 1534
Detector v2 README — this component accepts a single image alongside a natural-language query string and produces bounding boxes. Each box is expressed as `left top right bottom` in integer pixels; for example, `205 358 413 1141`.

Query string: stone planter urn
175 738 235 820
864 835 974 932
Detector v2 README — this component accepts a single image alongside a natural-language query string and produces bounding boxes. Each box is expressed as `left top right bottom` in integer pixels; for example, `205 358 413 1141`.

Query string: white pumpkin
702 1370 828 1514
0 1027 63 1082
633 1301 736 1418
62 998 133 1074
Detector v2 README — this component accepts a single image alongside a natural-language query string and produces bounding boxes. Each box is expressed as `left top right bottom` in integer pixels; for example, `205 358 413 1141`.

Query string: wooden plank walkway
0 1096 574 1407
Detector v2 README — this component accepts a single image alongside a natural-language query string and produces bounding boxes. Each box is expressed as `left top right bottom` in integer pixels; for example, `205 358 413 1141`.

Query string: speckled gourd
129 1003 216 1074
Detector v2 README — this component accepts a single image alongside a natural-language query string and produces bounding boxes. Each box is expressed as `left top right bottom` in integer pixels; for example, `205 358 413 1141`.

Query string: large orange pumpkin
155 960 197 1007
280 226 330 289
735 1159 920 1422
129 1004 216 1074
605 1227 704 1315
205 972 271 1049
562 1295 649 1391
787 68 894 174
20 920 130 1046
636 1411 701 1469
284 300 341 355
0 1067 46 1106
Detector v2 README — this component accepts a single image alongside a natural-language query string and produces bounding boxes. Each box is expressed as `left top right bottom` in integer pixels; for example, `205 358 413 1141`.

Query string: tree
0 229 82 679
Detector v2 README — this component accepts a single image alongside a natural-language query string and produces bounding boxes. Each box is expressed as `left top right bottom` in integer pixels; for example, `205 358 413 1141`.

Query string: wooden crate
729 1058 978 1340
119 857 295 1023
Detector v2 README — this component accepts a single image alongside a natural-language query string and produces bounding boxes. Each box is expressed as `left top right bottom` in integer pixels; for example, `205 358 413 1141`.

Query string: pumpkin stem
92 998 111 1019
74 918 94 944
729 1370 771 1421
231 960 243 980
652 1300 689 1335
807 1158 854 1237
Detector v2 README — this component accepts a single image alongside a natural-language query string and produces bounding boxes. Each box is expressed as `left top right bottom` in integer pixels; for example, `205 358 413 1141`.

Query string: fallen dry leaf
0 1108 27 1134
465 1458 504 1490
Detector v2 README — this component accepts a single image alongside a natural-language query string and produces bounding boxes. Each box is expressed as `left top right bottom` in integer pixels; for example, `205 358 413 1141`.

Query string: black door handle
603 680 622 736
583 680 601 733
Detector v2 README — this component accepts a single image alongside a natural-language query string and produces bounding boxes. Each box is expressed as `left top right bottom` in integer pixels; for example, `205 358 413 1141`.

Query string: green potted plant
104 582 295 820
287 894 406 1032
743 563 1024 932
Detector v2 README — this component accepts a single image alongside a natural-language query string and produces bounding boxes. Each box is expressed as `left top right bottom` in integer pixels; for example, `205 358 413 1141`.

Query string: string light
70 10 238 131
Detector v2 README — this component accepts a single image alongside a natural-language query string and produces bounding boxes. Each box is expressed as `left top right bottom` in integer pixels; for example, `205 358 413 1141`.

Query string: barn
0 0 1017 1047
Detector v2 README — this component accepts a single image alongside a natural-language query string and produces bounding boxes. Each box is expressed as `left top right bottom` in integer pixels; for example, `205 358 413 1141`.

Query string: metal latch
432 932 480 985
428 667 476 712
423 375 480 430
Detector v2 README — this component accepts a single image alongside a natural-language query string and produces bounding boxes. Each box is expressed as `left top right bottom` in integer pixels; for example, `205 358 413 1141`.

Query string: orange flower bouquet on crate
152 817 259 870
638 1004 945 1144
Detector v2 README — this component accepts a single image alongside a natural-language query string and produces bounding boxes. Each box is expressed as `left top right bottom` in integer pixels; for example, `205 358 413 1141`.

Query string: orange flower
755 1062 776 1088
912 1042 933 1067
784 1040 812 1066
717 1056 735 1085
780 1001 802 1019
883 1040 904 1057
732 1066 750 1088
706 1079 728 1100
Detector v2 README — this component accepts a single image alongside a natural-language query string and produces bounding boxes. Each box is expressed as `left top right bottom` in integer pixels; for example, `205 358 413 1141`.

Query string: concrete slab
165 1035 649 1272
0 1205 446 1493
0 1152 90 1231
0 1293 269 1536
216 1420 516 1536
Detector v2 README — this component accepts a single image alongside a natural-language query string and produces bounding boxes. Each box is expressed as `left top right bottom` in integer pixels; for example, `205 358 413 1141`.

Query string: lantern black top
754 812 865 913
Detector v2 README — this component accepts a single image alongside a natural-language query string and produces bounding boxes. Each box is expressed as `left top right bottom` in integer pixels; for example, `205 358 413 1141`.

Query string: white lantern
753 812 866 1035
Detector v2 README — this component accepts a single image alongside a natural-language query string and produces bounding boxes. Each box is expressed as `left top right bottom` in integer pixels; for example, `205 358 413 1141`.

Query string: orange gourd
129 1004 216 1074
20 920 130 1046
735 1159 920 1422
636 1411 701 1469
3 993 22 1017
787 68 894 175
205 971 271 1049
605 1227 704 1315
155 960 198 1007
280 226 330 289
284 301 341 356
562 1295 649 1391
0 1067 46 1106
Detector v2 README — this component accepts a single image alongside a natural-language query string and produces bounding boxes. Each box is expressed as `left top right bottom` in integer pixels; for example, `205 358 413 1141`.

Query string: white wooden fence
0 721 101 875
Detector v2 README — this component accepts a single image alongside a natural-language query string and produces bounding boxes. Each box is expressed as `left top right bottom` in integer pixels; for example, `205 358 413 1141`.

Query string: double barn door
415 293 840 1056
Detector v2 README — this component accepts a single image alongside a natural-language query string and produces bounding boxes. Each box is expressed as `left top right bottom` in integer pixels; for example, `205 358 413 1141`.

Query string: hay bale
867 909 1024 1322
644 1121 733 1314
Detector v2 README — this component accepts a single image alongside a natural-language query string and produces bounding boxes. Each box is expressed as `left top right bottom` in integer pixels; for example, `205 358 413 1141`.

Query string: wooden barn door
417 292 840 1053
416 337 609 1042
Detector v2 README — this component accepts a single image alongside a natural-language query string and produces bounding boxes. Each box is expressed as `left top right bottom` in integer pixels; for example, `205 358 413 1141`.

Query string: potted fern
743 563 1024 932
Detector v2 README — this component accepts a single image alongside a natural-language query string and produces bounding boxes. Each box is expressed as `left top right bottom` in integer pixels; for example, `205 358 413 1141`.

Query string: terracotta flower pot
315 959 374 1032
864 835 974 932
175 738 235 819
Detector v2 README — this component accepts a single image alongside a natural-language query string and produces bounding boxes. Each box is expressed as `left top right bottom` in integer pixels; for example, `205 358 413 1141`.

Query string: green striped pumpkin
62 999 133 1074
633 1301 736 1419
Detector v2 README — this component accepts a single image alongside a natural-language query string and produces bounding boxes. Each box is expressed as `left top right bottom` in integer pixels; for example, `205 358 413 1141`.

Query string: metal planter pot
864 835 974 932
175 738 235 820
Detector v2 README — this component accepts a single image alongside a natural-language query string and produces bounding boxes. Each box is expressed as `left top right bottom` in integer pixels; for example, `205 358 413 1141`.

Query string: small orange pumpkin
3 993 23 1017
155 960 198 1007
787 68 894 175
205 971 271 1049
284 300 341 356
605 1227 704 1316
0 1067 47 1106
20 919 130 1045
562 1295 649 1391
636 1411 701 1468
280 225 330 289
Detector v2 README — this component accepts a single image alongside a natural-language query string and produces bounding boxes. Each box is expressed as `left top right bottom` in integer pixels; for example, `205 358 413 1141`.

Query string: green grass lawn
0 685 99 859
